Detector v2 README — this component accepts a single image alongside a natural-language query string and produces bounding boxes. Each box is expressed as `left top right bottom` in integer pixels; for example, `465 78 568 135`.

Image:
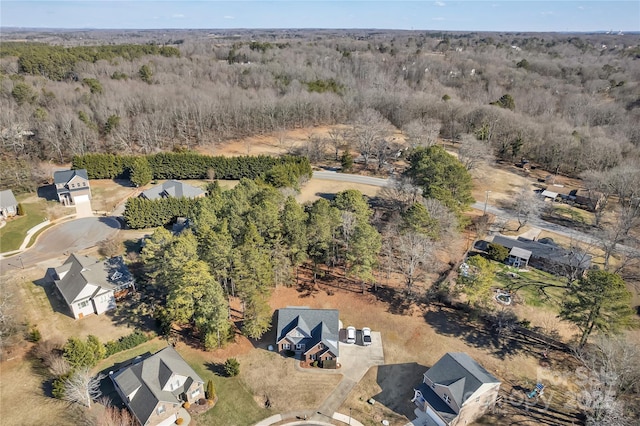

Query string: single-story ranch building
491 234 592 278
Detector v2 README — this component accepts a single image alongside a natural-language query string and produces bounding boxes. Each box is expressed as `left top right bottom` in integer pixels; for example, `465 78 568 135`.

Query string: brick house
276 307 340 368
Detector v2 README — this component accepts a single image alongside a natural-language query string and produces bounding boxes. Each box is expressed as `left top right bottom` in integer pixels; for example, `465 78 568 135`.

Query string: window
78 300 90 309
431 383 436 389
157 405 165 415
191 389 200 398
318 343 324 349
296 344 304 350
309 354 316 361
326 356 333 361
282 343 291 350
443 394 451 404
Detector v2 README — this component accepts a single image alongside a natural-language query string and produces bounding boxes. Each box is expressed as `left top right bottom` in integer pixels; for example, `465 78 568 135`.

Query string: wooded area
1 29 639 191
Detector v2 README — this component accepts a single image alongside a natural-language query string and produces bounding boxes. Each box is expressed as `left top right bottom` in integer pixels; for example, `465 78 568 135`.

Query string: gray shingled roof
425 352 500 408
416 382 457 423
492 234 591 269
141 180 205 200
111 346 204 426
276 307 340 356
54 254 133 304
0 189 18 210
54 169 89 185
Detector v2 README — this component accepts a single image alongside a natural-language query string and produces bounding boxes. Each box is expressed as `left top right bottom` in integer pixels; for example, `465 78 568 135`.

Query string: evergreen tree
560 270 634 347
129 156 152 187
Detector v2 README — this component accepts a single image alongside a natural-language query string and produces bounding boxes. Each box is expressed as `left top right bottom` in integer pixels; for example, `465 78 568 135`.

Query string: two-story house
52 254 135 319
53 169 91 205
276 307 340 368
111 346 205 426
412 352 501 426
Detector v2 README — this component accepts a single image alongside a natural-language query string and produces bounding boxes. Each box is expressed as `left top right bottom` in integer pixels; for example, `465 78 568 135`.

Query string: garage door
73 195 93 218
156 413 178 426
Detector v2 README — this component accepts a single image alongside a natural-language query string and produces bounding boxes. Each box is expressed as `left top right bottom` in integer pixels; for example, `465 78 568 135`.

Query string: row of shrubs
104 330 151 357
71 152 312 188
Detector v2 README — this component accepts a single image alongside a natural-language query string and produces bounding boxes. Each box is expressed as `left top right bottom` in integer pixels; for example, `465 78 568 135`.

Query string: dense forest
1 29 640 191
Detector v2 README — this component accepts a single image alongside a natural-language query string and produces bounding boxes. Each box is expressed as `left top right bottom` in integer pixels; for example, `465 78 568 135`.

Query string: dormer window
443 394 451 404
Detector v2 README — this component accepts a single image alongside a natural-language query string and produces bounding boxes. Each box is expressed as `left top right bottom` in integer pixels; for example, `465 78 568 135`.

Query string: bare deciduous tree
62 367 104 408
511 185 543 232
457 133 494 172
403 119 441 148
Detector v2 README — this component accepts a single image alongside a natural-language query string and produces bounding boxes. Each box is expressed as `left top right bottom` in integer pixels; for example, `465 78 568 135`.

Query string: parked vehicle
346 326 356 344
362 327 372 345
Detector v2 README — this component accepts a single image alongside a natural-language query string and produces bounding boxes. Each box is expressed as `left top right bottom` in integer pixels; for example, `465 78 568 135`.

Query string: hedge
71 152 311 186
105 330 151 357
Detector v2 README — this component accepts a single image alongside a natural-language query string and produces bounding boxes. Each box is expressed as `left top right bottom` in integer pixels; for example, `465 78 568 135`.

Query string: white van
346 326 356 344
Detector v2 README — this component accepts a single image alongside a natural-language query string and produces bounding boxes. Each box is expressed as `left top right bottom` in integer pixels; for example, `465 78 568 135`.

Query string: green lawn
181 351 271 426
96 340 270 426
95 338 167 371
494 264 567 309
0 200 48 252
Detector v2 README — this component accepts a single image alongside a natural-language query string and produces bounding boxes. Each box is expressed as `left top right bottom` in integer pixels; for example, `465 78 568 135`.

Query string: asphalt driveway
0 216 120 274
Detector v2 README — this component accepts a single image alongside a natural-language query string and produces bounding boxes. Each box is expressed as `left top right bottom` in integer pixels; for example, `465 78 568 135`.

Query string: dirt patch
89 179 138 213
297 180 382 204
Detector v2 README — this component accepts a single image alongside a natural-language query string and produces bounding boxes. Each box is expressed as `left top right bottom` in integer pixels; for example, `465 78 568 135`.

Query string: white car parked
346 326 356 344
362 327 372 346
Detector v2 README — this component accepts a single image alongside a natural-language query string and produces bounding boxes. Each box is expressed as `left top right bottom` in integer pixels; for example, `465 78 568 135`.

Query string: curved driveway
0 216 120 273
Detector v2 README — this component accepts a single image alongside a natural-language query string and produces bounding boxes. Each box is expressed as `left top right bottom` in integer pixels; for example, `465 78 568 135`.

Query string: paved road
313 171 390 187
313 172 636 253
0 216 120 274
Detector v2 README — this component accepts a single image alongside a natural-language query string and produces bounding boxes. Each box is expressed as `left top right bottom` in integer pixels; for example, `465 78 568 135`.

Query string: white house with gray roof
276 307 340 368
0 189 18 219
412 352 501 426
111 346 205 426
52 254 134 319
140 180 205 201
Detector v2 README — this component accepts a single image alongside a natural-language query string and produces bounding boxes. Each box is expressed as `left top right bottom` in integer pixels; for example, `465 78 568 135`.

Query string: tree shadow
315 192 336 201
205 361 227 377
37 185 58 202
247 312 277 351
98 216 122 229
36 272 74 318
370 285 413 315
423 306 528 359
373 363 428 419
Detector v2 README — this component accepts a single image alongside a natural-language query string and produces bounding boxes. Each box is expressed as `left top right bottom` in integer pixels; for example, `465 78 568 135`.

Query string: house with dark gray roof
491 234 591 279
51 254 134 319
276 307 340 368
412 353 501 426
140 180 206 201
0 189 18 219
53 169 91 205
111 346 205 426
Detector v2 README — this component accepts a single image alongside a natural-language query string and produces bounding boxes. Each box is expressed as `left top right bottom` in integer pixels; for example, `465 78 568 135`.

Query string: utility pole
483 190 492 216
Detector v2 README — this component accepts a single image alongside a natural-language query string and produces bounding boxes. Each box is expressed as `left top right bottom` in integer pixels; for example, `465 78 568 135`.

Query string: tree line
2 30 638 191
71 152 311 187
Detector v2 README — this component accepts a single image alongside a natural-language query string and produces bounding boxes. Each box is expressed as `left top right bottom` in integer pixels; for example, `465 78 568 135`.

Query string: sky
1 1 639 32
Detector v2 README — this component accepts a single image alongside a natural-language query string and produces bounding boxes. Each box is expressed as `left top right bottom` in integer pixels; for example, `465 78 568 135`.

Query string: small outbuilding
508 247 531 268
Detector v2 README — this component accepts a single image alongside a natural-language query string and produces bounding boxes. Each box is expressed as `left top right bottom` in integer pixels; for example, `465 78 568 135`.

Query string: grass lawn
0 200 48 252
181 350 271 426
95 340 270 426
494 264 567 309
95 338 168 372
